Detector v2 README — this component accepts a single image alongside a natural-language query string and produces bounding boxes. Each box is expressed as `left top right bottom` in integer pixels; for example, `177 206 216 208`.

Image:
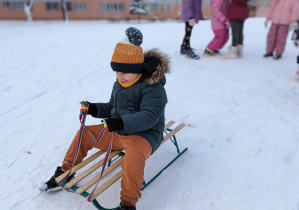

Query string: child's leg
224 23 238 59
295 55 299 80
231 20 239 46
118 134 152 206
62 124 124 171
207 28 228 51
182 22 193 49
274 24 289 55
266 23 279 53
238 21 245 45
218 28 229 49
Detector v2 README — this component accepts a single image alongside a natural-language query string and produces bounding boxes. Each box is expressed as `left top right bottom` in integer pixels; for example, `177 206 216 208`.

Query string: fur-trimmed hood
143 49 170 85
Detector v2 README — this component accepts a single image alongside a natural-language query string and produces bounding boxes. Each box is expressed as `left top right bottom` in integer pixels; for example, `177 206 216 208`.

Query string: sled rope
57 101 114 202
87 131 113 202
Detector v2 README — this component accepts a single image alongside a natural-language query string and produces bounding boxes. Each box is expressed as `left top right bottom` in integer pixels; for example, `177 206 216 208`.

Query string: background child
204 0 231 56
264 0 299 60
292 21 299 80
180 0 204 60
39 27 170 210
224 0 250 59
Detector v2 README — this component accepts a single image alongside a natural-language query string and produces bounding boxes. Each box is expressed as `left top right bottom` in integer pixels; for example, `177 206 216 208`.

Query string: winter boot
294 70 299 80
203 48 214 56
180 45 187 55
213 49 222 55
117 203 136 210
237 45 243 57
186 48 200 59
273 54 282 60
263 52 273 57
39 166 75 193
224 46 238 59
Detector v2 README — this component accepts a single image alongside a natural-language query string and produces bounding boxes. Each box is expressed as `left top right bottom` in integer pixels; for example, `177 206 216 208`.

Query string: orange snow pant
62 124 152 207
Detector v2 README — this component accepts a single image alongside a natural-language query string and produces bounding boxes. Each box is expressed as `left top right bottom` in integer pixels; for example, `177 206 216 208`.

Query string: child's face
116 72 139 85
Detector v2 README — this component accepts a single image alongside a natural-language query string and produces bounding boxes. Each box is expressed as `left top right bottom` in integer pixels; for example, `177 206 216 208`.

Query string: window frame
46 2 59 11
75 3 87 11
3 1 10 10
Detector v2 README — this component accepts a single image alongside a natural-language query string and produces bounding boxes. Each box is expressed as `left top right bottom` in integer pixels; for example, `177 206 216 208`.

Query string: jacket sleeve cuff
219 16 226 23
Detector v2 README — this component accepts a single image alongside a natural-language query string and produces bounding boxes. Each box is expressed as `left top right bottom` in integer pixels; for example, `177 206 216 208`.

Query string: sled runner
55 120 187 210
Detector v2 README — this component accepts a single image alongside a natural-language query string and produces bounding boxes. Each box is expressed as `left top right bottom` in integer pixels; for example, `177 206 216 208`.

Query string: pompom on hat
111 27 145 73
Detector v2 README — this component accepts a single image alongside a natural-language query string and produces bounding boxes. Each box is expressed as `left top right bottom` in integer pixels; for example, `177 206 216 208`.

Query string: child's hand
264 19 269 28
223 19 231 28
105 118 124 132
84 101 98 116
294 41 299 48
188 18 196 27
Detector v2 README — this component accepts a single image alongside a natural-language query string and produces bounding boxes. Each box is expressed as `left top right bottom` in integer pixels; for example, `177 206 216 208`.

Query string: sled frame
58 121 188 210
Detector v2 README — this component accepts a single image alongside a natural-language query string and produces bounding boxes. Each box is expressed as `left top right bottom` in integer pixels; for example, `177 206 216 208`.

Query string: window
3 1 9 10
100 3 106 10
46 2 59 10
12 2 24 10
75 3 87 11
100 3 124 11
118 3 124 11
150 3 158 12
66 2 71 11
160 4 171 12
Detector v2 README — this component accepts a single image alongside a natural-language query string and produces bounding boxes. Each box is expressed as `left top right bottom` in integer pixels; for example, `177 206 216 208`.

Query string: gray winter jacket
94 49 170 154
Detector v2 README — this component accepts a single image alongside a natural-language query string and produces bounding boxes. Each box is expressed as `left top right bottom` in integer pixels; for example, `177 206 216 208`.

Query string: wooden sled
55 120 187 210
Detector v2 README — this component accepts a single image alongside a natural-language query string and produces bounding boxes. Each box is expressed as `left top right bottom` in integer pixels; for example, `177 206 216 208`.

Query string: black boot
273 54 282 60
263 52 273 57
117 203 136 210
180 45 188 55
39 166 75 193
186 48 200 60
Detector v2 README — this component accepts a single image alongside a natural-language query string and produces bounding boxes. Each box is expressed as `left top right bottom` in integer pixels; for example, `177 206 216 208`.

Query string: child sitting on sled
39 27 170 210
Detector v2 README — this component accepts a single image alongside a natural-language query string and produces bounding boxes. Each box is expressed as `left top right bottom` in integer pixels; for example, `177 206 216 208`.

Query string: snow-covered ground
1 18 299 210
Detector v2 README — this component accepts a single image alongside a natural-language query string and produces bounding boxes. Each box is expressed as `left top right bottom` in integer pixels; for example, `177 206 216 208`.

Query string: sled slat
161 123 185 146
76 156 125 194
56 150 106 183
91 170 124 201
66 150 123 189
164 120 175 130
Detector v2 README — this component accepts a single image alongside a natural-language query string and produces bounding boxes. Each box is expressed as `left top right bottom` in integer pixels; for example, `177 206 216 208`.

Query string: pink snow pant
62 124 152 207
266 23 289 55
207 28 229 51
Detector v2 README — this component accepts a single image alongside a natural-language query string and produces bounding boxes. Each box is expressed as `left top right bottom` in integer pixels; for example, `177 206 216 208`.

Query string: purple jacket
181 0 204 22
211 0 230 30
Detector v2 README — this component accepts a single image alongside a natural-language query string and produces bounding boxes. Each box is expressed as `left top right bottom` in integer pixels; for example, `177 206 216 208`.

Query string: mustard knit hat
111 27 145 73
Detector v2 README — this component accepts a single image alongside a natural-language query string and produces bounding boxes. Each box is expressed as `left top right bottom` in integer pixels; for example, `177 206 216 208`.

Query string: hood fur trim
143 48 170 85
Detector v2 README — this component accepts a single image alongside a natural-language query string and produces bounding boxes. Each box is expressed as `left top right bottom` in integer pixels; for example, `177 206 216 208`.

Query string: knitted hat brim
111 62 145 73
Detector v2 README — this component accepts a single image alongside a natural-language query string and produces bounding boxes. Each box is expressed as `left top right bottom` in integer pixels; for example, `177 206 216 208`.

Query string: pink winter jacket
211 0 230 30
266 0 299 25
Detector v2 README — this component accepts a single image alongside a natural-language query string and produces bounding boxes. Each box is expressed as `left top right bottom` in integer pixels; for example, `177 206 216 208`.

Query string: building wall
255 5 270 17
0 0 184 20
33 2 63 20
202 3 211 19
0 2 27 20
0 0 273 21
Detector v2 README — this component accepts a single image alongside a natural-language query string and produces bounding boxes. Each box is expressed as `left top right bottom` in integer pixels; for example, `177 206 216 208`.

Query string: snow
1 18 299 210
